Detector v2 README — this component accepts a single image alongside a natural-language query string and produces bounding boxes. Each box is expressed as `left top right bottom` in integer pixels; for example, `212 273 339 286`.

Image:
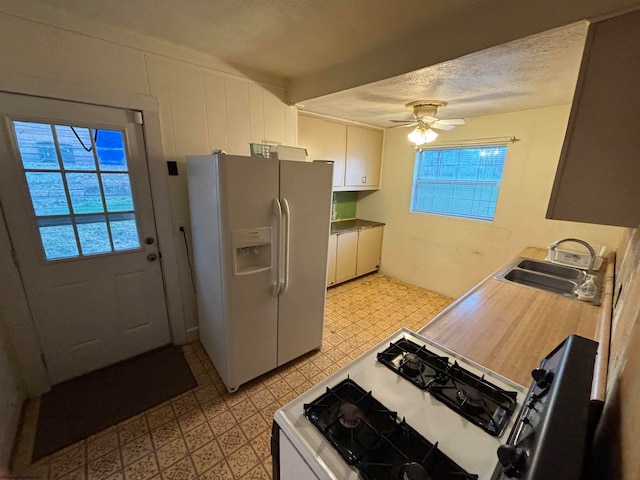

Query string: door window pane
102 174 134 212
55 125 97 171
13 121 59 170
12 120 143 261
25 172 70 216
96 130 128 171
66 173 104 214
110 213 140 250
77 216 112 254
37 218 79 260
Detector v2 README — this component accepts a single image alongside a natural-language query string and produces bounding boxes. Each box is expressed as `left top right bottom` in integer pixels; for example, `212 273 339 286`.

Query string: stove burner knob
531 368 554 387
497 444 527 478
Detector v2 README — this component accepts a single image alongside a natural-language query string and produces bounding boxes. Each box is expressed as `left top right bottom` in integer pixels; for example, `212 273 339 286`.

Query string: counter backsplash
331 191 357 221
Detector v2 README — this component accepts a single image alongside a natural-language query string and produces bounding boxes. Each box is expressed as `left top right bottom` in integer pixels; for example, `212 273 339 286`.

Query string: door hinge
132 111 144 125
10 249 19 269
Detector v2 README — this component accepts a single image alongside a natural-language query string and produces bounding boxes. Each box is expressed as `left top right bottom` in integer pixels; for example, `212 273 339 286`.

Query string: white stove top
274 328 528 480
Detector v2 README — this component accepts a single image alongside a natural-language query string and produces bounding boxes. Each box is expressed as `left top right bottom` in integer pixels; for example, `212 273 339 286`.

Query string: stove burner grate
377 338 518 436
303 378 478 480
303 378 397 464
358 419 479 480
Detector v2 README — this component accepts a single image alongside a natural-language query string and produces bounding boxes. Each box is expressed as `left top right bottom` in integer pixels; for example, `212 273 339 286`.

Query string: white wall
144 57 296 339
0 1 296 394
358 104 625 297
0 310 24 473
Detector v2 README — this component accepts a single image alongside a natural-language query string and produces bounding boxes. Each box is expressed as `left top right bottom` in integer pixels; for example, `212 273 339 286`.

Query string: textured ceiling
25 0 484 79
20 0 592 125
299 22 589 126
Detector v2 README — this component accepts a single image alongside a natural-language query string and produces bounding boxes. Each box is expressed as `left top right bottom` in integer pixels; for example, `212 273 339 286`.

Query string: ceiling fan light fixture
408 126 438 145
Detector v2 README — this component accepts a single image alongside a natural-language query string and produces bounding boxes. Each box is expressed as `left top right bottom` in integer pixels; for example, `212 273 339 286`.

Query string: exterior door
0 92 171 384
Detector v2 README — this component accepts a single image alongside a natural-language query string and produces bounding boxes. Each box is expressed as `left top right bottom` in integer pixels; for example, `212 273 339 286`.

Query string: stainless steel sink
514 259 586 283
503 269 578 296
495 257 603 305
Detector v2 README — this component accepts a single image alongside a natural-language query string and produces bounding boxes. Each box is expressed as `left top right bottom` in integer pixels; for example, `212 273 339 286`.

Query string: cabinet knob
361 175 367 184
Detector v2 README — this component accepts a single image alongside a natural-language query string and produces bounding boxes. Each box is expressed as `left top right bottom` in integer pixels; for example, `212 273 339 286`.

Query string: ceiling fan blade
389 119 416 123
433 118 466 126
389 122 418 129
419 115 438 123
430 123 456 131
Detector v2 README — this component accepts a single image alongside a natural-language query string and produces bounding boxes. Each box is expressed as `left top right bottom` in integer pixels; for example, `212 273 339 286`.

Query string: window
12 121 141 260
410 145 507 221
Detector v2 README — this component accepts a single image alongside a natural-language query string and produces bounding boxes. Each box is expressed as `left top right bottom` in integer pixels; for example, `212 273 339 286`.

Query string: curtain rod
415 136 519 150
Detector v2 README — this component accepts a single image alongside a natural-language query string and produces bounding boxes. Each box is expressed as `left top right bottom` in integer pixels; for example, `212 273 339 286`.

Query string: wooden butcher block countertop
419 247 614 400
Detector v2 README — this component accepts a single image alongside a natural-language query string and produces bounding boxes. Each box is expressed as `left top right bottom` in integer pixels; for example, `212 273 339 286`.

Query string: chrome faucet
548 238 596 271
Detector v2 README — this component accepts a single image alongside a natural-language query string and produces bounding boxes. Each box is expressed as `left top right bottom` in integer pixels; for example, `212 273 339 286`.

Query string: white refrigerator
187 154 333 392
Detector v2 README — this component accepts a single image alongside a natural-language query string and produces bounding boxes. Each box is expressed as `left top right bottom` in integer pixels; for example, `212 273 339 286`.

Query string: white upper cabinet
546 10 640 227
298 113 383 191
298 114 346 187
345 125 383 189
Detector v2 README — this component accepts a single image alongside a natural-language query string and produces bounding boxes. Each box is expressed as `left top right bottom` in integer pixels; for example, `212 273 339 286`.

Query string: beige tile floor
10 273 453 480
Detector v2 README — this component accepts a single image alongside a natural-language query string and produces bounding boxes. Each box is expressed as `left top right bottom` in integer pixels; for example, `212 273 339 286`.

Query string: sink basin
515 259 586 282
495 257 603 305
503 270 578 296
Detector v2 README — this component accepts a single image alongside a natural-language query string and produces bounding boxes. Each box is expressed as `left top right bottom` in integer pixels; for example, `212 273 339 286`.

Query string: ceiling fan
391 100 465 145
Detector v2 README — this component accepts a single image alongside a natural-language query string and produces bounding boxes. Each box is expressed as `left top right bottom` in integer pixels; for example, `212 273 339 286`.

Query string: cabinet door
345 125 383 189
546 10 640 227
335 231 358 283
298 114 347 187
327 234 337 287
356 226 383 276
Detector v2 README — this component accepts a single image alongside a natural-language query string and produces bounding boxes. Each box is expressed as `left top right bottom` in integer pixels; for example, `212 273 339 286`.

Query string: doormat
32 345 197 461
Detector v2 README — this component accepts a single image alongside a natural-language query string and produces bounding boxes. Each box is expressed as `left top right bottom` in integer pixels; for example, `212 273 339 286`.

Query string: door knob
147 253 157 262
144 236 155 245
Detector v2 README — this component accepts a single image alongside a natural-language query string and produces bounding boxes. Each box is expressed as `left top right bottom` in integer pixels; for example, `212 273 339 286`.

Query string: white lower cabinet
356 226 384 276
327 226 383 287
335 231 359 284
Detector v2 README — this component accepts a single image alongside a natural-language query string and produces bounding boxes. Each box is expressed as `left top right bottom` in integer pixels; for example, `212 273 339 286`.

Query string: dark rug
33 345 197 460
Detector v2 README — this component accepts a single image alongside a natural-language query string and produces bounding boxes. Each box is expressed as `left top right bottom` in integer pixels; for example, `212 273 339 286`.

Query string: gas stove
272 328 597 480
303 378 479 480
376 337 519 437
273 329 528 479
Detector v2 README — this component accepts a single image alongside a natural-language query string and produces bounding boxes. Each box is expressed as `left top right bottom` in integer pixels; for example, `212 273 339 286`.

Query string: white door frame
0 72 186 396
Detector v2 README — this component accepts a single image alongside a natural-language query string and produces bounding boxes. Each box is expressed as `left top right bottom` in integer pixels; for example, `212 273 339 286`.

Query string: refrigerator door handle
281 197 291 294
272 197 283 297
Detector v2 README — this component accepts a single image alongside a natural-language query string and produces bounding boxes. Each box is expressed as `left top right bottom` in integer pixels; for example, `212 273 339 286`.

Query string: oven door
272 421 323 480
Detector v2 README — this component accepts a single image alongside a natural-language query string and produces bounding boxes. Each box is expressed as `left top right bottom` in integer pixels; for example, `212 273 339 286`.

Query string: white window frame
410 143 508 222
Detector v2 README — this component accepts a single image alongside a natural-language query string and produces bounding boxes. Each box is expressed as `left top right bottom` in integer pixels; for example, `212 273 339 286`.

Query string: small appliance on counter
272 329 597 480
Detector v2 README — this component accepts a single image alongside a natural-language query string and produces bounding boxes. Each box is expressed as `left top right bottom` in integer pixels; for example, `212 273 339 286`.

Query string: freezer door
277 160 333 365
218 154 280 390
